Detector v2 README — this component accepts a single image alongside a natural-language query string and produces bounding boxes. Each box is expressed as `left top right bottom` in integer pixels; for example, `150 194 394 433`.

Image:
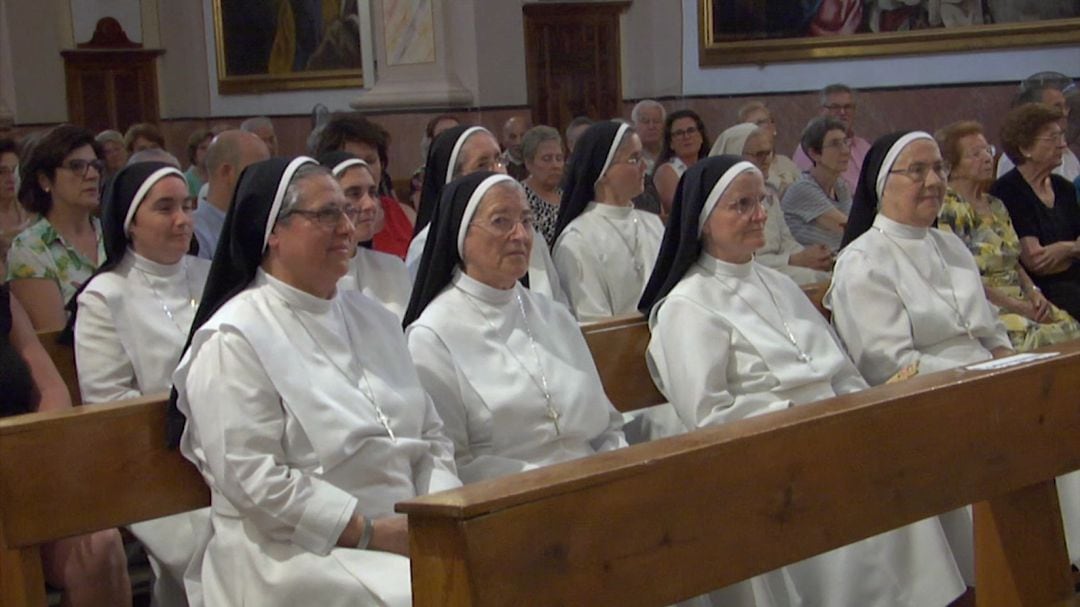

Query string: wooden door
523 2 630 133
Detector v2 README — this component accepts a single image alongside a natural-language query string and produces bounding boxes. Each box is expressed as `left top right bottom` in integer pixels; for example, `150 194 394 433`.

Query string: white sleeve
185 329 357 556
647 297 791 429
407 325 538 484
553 230 613 323
74 289 141 403
412 390 463 495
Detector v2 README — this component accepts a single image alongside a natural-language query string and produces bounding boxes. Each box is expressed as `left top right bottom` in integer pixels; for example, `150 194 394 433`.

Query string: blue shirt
192 194 226 260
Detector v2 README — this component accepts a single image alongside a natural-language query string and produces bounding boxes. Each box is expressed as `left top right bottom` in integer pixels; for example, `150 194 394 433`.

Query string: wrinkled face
950 133 995 184
462 185 534 289
744 107 777 138
458 132 506 176
1022 121 1067 170
343 141 384 186
810 128 851 175
634 106 664 147
129 176 194 265
501 119 527 155
1041 88 1070 126
41 144 101 212
524 139 564 190
599 133 646 201
822 91 856 132
742 132 774 175
0 152 17 203
267 174 356 298
102 140 128 172
337 165 381 243
701 170 768 263
881 139 947 228
131 136 160 153
670 117 703 159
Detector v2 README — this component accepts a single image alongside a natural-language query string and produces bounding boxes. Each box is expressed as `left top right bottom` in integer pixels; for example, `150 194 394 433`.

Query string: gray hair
820 83 855 107
95 129 123 145
241 116 275 134
800 116 847 155
737 101 768 123
521 125 562 164
126 148 180 168
631 99 665 124
277 163 333 219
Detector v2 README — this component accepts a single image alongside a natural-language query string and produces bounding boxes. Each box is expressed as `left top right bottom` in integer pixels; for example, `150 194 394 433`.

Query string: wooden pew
35 330 81 406
0 394 208 606
399 342 1080 606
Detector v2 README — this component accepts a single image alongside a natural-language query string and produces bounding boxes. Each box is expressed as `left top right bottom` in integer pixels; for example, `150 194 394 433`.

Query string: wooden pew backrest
581 314 664 413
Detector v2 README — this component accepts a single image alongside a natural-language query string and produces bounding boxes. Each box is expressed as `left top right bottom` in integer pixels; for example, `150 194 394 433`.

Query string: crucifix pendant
548 408 562 435
374 405 397 443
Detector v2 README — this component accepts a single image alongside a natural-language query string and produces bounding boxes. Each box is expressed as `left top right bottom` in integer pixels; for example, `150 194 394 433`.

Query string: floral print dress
5 216 104 306
938 189 1080 351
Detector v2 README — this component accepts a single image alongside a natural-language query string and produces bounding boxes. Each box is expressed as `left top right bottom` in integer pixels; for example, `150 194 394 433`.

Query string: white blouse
75 251 210 403
827 214 1011 386
407 270 625 484
648 254 865 430
553 202 664 322
336 247 411 321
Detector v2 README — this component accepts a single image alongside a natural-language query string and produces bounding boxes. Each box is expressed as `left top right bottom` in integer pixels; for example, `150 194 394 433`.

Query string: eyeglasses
470 214 534 238
964 144 997 159
745 149 773 162
888 162 948 183
617 154 645 166
474 157 506 172
671 126 700 139
823 103 856 113
722 196 767 216
753 118 775 127
286 204 360 228
822 138 853 150
59 158 104 177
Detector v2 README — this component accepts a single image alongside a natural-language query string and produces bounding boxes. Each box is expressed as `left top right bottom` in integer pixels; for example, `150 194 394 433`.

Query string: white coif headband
457 174 517 257
262 156 318 251
698 161 761 236
598 122 632 182
446 127 489 185
875 131 934 200
331 158 368 177
122 167 185 234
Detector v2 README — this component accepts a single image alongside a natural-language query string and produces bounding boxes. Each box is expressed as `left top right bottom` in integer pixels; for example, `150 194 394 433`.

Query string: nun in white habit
552 120 665 322
404 171 625 483
639 155 966 607
406 126 566 305
168 157 460 607
319 152 411 320
70 161 210 607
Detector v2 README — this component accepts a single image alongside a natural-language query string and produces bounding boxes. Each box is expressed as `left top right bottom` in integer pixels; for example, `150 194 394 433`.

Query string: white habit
75 251 212 607
336 247 412 321
647 254 966 607
408 224 567 306
174 270 461 607
827 214 1011 387
407 270 625 484
553 202 664 322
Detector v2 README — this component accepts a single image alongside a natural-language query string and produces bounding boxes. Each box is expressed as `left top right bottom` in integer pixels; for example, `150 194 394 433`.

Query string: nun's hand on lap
371 515 411 556
789 244 834 271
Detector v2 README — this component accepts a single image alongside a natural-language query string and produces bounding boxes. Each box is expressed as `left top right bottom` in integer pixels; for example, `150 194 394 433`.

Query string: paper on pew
965 352 1058 372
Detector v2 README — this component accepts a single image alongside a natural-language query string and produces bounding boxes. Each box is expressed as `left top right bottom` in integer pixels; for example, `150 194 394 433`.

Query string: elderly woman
520 125 565 247
553 121 664 322
407 126 565 304
712 123 832 285
640 154 966 607
781 116 854 253
404 172 625 483
70 162 211 607
319 152 411 320
6 125 104 330
990 103 1080 321
654 109 710 219
170 157 460 606
936 120 1080 351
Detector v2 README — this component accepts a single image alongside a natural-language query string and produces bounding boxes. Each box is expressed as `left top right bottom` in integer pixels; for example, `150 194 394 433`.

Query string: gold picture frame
212 0 364 94
698 0 1080 67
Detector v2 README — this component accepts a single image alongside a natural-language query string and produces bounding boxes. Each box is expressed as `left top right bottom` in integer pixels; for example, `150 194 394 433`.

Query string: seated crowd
1 75 1079 606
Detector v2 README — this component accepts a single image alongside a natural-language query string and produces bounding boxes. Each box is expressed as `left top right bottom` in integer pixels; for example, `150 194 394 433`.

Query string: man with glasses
793 83 871 193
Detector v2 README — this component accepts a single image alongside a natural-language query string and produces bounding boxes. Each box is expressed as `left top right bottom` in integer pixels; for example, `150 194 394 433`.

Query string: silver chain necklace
288 307 397 442
599 211 645 279
462 286 562 435
873 227 975 340
715 266 813 363
135 261 196 336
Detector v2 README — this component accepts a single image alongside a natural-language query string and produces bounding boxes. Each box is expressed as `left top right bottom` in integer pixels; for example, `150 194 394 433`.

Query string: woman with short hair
520 125 565 247
781 116 854 253
170 157 460 606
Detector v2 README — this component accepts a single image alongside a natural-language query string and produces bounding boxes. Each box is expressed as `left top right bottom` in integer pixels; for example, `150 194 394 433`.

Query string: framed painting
698 0 1080 67
212 0 366 94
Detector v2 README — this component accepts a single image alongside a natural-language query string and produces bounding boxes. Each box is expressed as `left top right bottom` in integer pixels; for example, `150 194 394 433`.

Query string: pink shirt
792 135 871 195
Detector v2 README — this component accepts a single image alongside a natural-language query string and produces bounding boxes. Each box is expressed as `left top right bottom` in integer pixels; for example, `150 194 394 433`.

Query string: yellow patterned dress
938 189 1080 351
